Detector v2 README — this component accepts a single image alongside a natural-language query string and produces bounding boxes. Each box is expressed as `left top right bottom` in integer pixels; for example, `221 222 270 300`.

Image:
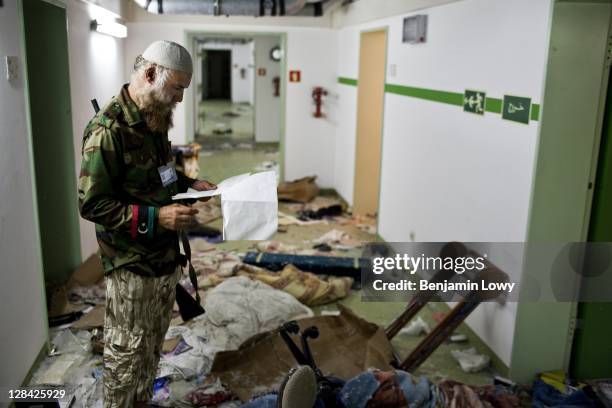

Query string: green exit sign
502 95 531 124
464 90 486 115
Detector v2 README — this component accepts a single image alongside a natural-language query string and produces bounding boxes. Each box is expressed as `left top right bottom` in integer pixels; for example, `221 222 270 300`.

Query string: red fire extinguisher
312 86 328 118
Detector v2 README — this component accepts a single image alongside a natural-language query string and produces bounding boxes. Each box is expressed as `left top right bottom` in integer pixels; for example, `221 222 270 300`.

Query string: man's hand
192 179 217 202
158 204 199 230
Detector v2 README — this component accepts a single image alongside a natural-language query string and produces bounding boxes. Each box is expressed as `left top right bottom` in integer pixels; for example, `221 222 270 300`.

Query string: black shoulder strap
180 230 201 304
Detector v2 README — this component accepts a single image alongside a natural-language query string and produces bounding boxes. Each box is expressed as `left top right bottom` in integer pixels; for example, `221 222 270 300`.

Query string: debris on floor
335 213 377 235
242 252 365 279
234 263 353 306
209 305 394 402
587 379 612 407
450 333 468 343
438 379 521 407
451 347 491 373
298 196 345 220
28 186 511 405
212 123 233 134
172 143 202 179
399 316 431 336
277 176 319 203
186 378 236 407
532 374 596 407
279 211 326 227
312 229 361 250
71 305 104 330
252 160 278 173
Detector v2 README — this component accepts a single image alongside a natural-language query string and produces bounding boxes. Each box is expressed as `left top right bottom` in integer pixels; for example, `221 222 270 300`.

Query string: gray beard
134 87 175 133
141 101 174 133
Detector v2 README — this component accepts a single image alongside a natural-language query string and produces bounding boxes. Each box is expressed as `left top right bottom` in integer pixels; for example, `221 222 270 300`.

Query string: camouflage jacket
78 85 196 277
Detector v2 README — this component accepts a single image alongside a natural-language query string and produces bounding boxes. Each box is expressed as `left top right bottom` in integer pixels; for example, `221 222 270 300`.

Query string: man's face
160 69 191 104
134 67 192 133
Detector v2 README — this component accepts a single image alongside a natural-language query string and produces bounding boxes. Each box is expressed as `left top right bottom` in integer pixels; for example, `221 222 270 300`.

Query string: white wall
254 35 281 143
0 0 48 388
126 17 338 187
232 42 254 103
333 0 553 365
67 0 127 260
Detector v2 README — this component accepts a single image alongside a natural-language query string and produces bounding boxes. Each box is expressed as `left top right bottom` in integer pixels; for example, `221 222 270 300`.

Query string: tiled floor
197 99 254 144
197 143 279 184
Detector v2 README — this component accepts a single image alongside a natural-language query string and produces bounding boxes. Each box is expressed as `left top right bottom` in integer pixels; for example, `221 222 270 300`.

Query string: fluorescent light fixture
91 20 127 38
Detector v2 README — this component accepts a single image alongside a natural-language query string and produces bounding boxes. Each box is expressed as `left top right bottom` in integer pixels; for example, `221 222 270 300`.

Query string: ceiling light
91 19 127 38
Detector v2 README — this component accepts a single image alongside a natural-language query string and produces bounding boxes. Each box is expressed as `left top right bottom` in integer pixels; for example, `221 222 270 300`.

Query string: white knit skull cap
142 40 193 74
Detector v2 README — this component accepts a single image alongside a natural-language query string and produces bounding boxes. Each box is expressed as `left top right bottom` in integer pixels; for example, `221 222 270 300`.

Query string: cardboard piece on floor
209 305 394 402
277 176 319 203
69 254 104 287
162 337 182 354
72 305 105 330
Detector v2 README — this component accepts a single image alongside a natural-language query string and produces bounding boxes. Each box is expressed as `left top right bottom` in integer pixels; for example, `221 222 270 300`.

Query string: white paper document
171 173 251 200
172 171 278 240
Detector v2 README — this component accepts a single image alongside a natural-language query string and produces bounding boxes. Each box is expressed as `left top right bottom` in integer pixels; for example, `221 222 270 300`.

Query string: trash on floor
172 142 202 179
278 211 326 227
69 254 105 287
298 196 345 220
212 123 233 134
450 347 491 373
235 263 353 306
243 252 365 279
152 377 172 403
253 160 278 172
587 379 612 407
312 229 361 250
162 337 182 354
438 379 521 407
399 316 431 336
71 305 104 330
34 353 88 386
335 213 377 235
157 326 213 381
209 305 394 402
254 240 301 254
196 276 312 351
277 176 319 203
532 378 597 408
185 378 235 407
450 333 468 343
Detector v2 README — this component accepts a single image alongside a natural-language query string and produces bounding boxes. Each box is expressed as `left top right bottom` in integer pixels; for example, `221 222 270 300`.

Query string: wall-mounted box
403 15 428 44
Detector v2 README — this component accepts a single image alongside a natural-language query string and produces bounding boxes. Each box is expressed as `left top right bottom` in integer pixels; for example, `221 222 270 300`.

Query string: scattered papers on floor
451 347 490 373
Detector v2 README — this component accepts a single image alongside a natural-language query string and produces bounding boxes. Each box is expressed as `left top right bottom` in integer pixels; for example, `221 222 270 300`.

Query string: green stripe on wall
338 76 358 86
485 97 503 114
531 104 540 121
385 83 463 106
338 76 541 122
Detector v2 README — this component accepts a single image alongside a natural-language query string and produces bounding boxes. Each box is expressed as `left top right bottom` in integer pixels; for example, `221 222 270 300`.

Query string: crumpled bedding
197 276 313 350
157 277 312 381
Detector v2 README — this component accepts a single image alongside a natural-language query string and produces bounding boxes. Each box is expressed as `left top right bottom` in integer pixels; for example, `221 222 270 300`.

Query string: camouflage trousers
103 266 180 408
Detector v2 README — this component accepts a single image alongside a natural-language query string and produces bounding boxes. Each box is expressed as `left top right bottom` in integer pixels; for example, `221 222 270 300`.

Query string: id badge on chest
158 162 178 187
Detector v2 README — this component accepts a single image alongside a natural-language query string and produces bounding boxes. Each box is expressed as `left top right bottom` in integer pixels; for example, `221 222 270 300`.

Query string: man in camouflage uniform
78 41 216 407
